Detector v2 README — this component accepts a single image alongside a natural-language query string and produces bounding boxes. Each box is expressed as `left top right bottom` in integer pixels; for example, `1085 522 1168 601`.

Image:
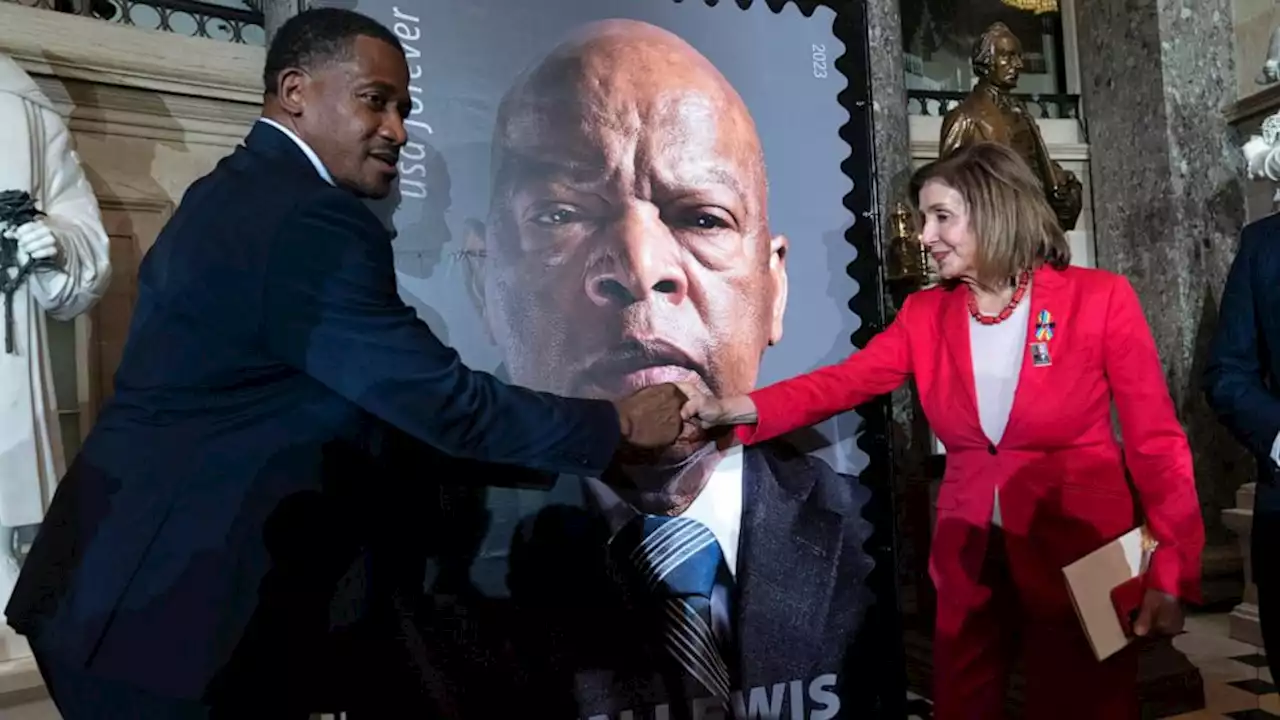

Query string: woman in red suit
679 142 1203 719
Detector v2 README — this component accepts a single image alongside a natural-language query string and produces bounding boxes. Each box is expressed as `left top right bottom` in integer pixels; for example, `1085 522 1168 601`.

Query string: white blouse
968 296 1030 528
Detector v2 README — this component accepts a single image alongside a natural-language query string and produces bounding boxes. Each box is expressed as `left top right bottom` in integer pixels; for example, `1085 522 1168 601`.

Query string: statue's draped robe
939 84 1043 172
0 53 111 529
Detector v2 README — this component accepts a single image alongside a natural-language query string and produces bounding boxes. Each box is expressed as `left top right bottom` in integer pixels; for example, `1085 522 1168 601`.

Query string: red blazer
737 265 1203 603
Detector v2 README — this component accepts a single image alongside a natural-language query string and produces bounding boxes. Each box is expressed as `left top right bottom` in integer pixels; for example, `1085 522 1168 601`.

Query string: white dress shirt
256 117 336 186
584 445 744 643
969 297 1030 528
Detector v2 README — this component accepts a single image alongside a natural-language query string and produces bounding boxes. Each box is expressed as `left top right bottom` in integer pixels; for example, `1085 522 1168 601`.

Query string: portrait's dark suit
5 122 622 714
1206 213 1280 686
400 442 876 720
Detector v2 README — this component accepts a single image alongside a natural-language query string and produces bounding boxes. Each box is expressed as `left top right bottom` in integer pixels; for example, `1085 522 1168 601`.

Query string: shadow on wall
365 139 454 344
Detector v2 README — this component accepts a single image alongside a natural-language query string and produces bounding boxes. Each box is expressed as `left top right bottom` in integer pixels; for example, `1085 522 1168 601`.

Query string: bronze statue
940 22 1083 231
888 201 934 288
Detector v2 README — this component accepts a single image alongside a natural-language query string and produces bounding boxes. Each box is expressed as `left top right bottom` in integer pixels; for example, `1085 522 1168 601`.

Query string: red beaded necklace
968 271 1030 326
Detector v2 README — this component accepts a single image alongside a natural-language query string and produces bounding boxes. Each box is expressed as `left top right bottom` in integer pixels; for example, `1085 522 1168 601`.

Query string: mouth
931 250 950 265
575 338 707 398
369 151 399 175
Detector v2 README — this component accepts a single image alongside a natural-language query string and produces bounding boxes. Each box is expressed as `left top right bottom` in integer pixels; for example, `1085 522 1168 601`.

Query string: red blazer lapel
939 287 982 439
1002 265 1066 446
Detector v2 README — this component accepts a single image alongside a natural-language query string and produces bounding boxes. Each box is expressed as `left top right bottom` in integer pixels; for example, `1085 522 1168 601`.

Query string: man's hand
1132 589 1183 638
611 383 688 450
5 220 60 267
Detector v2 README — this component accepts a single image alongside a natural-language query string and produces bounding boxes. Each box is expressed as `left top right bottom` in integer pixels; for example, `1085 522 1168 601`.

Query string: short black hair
263 8 403 95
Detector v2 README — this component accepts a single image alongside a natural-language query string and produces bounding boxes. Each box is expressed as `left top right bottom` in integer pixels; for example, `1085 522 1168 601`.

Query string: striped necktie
610 515 732 703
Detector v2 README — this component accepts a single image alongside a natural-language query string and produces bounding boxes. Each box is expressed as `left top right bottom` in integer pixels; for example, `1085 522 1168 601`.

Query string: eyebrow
689 166 750 204
496 150 753 202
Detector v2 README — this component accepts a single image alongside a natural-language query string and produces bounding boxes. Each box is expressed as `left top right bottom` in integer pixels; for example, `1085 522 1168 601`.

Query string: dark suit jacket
395 443 877 720
1206 214 1280 512
5 122 621 703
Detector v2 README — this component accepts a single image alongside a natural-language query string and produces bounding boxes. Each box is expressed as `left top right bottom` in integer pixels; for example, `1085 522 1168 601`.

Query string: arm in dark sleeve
1204 223 1280 460
261 189 620 477
375 420 557 490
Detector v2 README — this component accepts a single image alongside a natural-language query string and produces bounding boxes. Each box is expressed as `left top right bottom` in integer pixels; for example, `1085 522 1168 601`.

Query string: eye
674 208 733 233
532 207 579 226
692 213 727 230
363 93 387 110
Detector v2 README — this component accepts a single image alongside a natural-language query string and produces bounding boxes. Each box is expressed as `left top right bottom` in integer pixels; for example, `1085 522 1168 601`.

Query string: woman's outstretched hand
673 382 758 429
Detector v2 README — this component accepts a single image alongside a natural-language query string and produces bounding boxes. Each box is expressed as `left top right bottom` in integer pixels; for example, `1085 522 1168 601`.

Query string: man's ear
768 234 789 346
275 68 310 117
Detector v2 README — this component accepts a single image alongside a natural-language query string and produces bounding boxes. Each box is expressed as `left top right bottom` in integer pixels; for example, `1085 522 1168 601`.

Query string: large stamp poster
336 0 902 716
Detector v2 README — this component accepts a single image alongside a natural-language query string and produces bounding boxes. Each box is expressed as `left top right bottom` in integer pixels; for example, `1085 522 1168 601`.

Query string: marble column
866 0 911 210
1075 0 1249 568
864 0 916 467
864 0 934 627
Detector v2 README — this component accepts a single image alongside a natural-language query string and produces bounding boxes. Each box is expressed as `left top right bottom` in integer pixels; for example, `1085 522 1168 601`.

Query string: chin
362 181 394 200
636 426 715 468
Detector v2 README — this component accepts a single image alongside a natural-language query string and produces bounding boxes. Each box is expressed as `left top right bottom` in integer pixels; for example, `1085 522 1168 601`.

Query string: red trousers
931 527 1141 719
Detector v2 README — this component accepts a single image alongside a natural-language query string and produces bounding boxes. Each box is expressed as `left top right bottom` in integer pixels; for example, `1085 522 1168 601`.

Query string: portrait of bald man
430 19 880 720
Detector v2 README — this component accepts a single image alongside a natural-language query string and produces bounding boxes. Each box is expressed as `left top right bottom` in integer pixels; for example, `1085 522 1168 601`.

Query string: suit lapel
1001 265 1065 446
734 448 843 691
940 286 982 437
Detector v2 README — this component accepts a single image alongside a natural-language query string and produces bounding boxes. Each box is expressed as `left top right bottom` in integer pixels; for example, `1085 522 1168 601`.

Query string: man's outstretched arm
261 189 684 477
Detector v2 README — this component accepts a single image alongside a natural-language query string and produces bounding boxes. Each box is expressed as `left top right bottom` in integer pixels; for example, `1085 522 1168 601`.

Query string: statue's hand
7 220 60 267
1243 135 1273 177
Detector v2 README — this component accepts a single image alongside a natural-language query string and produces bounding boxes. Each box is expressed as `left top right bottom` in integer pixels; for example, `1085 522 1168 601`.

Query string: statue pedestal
1223 483 1264 647
0 624 30 664
0 625 44 711
1137 638 1205 718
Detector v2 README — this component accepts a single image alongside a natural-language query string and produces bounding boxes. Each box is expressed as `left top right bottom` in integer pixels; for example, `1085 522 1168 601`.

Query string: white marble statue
1243 110 1280 212
0 53 111 620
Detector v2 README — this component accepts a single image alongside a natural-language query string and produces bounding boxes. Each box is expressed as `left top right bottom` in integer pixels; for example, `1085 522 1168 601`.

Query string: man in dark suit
1206 213 1280 686
408 20 882 719
5 9 689 718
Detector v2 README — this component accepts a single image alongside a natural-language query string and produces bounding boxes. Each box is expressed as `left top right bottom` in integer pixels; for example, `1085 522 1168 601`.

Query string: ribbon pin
1034 309 1055 342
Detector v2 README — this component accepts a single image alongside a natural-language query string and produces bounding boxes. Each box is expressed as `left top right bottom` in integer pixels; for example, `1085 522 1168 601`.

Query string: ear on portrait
460 216 496 345
767 233 789 346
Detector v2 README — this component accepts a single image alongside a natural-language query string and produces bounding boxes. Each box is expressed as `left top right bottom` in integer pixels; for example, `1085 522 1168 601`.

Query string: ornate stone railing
2 0 263 44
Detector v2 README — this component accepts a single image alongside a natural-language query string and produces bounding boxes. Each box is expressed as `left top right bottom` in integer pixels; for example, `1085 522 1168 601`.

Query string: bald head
475 20 788 467
490 19 767 222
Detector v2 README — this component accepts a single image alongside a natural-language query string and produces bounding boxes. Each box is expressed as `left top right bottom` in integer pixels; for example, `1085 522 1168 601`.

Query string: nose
381 112 408 147
584 206 689 308
919 217 941 247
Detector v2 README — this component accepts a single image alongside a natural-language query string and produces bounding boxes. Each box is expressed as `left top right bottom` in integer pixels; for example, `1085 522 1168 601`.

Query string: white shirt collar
256 117 336 187
584 445 744 577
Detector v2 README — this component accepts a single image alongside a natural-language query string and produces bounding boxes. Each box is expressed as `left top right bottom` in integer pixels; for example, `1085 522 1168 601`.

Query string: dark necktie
610 515 732 703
